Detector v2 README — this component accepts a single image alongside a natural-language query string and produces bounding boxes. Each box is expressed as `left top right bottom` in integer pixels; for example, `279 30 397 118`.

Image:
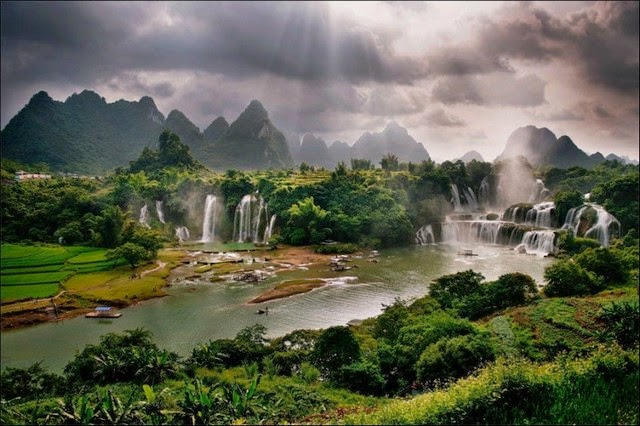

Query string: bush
486 272 538 309
416 333 495 386
337 360 386 395
0 362 64 400
312 326 361 379
598 301 639 349
543 260 603 297
575 247 630 285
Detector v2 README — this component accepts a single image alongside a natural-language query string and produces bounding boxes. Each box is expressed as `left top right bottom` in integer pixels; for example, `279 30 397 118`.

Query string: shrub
575 247 630 285
312 326 361 379
486 272 538 309
598 301 640 349
543 259 603 297
416 333 495 386
337 360 386 395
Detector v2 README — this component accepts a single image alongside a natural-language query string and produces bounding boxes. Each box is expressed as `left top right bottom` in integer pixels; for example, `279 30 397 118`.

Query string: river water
1 244 551 372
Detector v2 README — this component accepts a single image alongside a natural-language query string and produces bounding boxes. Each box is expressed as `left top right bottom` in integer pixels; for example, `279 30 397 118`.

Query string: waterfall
156 200 166 224
479 177 490 206
516 230 556 256
528 179 551 204
440 221 508 245
562 203 621 246
463 187 479 211
416 224 435 245
525 202 555 228
451 184 463 212
450 184 478 212
201 195 218 242
139 204 150 228
263 214 277 243
233 194 270 243
175 226 190 243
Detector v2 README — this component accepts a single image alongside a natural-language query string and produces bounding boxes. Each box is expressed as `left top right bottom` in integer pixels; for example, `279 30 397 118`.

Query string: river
1 244 551 372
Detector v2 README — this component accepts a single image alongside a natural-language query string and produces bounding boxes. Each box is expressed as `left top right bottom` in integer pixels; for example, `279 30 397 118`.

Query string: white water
516 230 557 256
451 184 479 212
156 200 166 224
233 194 271 243
562 203 621 246
263 214 277 243
416 224 435 245
528 179 551 204
175 226 190 243
139 204 150 228
525 202 555 228
440 220 511 246
201 195 218 242
479 177 490 207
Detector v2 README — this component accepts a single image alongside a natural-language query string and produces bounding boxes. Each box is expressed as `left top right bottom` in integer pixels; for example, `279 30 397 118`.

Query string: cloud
364 86 427 116
432 73 547 107
425 108 465 127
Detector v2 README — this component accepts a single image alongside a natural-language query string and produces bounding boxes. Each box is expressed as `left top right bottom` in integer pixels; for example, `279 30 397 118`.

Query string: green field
0 244 118 302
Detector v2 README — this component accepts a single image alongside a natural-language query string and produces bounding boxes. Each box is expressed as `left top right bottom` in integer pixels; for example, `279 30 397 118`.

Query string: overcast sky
1 1 638 161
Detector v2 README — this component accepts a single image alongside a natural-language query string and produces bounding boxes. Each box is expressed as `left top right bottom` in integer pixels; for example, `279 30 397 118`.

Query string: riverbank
0 249 186 330
249 279 326 303
0 245 346 330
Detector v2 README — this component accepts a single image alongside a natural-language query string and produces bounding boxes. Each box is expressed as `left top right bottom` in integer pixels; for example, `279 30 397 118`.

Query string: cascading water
528 179 551 204
233 194 271 243
479 177 490 206
201 195 218 242
416 224 435 245
439 221 509 245
525 202 555 228
516 230 557 256
139 205 150 228
263 214 277 243
450 184 478 212
562 204 620 247
156 200 166 224
175 226 190 243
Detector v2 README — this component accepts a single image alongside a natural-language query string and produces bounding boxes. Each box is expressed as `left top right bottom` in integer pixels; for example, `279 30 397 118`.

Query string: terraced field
0 244 125 302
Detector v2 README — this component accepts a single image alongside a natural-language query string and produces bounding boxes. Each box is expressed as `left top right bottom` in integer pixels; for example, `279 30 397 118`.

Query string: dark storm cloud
474 1 639 93
1 1 427 87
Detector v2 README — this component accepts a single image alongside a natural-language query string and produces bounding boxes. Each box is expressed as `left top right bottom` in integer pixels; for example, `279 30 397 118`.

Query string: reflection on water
1 244 551 372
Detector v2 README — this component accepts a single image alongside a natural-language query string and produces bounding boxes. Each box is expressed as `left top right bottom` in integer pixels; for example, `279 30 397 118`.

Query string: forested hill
0 91 293 174
0 91 164 174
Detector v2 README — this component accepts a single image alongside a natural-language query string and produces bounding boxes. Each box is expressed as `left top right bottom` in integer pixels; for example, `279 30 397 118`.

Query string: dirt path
141 260 166 277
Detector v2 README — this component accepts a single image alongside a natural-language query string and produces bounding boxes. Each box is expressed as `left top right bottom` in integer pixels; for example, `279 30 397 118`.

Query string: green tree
284 197 331 245
591 173 639 233
575 247 630 284
106 242 149 269
313 326 361 380
486 273 539 309
416 333 495 385
543 259 603 297
350 158 373 170
380 153 399 171
429 270 485 309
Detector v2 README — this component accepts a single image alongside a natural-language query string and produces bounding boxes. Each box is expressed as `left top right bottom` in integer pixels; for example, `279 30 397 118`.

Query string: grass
0 283 60 300
0 244 124 302
1 271 74 286
344 346 639 425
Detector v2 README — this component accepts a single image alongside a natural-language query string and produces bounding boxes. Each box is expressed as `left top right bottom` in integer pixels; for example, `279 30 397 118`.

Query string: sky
1 1 638 162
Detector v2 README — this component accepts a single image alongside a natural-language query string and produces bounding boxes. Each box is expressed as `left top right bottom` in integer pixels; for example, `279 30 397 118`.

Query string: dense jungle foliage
1 132 638 424
2 132 638 249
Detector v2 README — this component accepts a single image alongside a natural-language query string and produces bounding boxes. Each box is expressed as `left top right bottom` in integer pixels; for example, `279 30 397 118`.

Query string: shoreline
0 245 339 331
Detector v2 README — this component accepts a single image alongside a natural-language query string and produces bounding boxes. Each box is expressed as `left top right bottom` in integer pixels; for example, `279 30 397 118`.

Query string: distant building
14 171 52 181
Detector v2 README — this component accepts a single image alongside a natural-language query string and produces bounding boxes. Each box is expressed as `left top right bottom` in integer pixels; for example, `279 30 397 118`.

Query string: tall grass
345 346 638 425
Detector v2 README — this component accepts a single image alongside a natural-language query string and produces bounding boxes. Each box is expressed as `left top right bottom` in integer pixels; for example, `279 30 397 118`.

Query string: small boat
86 306 122 318
458 249 478 256
255 307 269 315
